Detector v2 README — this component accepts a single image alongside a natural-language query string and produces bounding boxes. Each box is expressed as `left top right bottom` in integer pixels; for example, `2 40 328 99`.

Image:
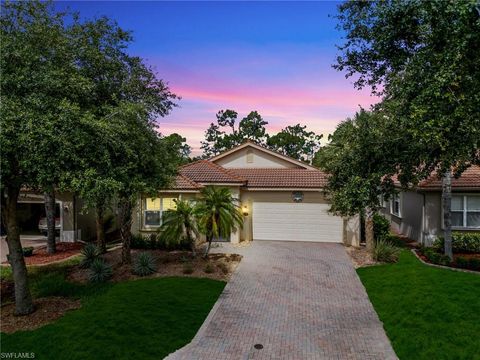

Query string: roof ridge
204 161 247 182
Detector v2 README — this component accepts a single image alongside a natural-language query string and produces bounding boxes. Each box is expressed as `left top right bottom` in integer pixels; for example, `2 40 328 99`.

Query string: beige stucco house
380 166 480 244
132 141 360 246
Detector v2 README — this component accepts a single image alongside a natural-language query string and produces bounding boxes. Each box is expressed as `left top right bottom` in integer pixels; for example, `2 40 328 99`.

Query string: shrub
422 247 451 266
133 252 157 276
433 233 480 253
456 257 480 271
384 234 406 248
131 233 191 251
204 263 214 274
22 247 34 257
80 243 100 269
182 263 194 274
88 258 113 283
373 239 401 263
217 262 229 274
373 214 391 242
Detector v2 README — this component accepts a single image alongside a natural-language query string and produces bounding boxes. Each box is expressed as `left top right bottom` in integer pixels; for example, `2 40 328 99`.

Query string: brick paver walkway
166 241 397 360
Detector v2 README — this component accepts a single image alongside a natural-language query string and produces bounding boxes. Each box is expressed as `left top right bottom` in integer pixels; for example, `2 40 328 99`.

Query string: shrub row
131 233 190 251
455 257 480 271
433 232 480 254
421 247 452 266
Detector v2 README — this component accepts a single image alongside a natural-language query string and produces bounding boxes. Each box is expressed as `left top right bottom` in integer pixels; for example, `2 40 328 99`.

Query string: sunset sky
59 1 378 155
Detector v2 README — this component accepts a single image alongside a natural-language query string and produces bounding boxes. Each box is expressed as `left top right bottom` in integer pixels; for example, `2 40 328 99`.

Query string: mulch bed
417 250 480 272
0 297 81 334
68 248 242 283
2 242 83 266
345 245 378 268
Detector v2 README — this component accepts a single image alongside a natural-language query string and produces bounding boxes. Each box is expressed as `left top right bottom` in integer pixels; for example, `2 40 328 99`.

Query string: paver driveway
167 241 397 360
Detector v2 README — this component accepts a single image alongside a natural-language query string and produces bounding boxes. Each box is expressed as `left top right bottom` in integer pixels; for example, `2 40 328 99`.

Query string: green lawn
2 269 225 360
358 250 480 360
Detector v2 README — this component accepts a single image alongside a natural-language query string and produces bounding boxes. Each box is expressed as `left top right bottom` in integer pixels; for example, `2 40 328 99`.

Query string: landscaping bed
2 242 84 266
68 248 242 283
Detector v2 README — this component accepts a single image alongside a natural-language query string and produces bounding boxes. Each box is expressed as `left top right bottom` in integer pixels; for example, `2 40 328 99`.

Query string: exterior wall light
242 205 249 216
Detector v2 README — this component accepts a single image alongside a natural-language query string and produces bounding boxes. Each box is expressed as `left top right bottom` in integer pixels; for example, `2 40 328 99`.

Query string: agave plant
132 252 157 276
88 258 113 283
80 243 100 269
195 186 243 257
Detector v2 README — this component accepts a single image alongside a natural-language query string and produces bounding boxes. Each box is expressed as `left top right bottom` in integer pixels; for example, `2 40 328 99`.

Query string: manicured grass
358 250 480 360
2 276 225 359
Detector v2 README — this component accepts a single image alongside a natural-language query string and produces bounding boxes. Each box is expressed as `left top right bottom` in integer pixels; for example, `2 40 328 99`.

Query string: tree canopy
268 124 322 163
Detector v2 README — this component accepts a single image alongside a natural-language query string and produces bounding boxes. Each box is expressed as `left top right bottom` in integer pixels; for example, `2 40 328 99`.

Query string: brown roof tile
418 165 480 190
229 168 328 188
179 160 246 184
169 174 203 190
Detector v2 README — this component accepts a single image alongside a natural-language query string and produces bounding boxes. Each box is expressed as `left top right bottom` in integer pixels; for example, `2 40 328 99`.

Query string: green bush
182 263 194 274
373 214 390 242
373 239 401 263
80 243 100 269
433 232 480 253
204 263 214 274
131 233 190 251
132 252 157 276
22 247 34 257
88 258 113 283
455 256 480 271
421 247 451 266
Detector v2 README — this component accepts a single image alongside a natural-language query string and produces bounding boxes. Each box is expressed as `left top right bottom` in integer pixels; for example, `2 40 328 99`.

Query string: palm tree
159 199 199 256
196 186 243 257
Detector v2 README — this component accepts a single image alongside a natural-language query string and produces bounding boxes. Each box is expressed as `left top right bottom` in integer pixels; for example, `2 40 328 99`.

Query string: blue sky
57 1 376 154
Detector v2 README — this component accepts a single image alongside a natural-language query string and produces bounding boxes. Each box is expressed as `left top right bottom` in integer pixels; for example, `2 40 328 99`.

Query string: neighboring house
381 166 480 244
132 141 360 245
11 191 99 242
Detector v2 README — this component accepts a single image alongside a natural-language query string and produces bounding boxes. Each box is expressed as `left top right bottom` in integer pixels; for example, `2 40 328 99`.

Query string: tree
159 199 200 256
66 13 179 259
0 0 92 314
163 133 192 165
268 124 322 163
195 187 243 257
200 110 268 157
334 0 480 259
315 110 400 251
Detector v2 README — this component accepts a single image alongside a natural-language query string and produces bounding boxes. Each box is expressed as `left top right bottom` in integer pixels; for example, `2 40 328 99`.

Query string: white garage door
252 202 343 242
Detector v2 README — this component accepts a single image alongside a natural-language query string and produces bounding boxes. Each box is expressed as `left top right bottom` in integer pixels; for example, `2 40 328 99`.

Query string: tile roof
418 165 480 190
229 168 328 188
179 160 246 184
169 174 203 190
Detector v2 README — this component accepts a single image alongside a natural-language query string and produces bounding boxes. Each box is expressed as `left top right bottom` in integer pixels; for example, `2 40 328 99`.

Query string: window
390 193 402 217
143 197 177 228
451 195 480 228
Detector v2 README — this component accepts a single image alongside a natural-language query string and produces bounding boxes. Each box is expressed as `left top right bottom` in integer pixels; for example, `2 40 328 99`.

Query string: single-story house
380 166 480 244
10 191 99 242
132 141 360 245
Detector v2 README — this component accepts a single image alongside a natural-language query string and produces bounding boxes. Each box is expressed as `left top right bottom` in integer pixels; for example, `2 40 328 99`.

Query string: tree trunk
365 208 375 252
119 197 133 264
95 203 106 254
2 186 35 315
186 227 196 257
203 235 212 258
44 189 56 254
442 170 453 260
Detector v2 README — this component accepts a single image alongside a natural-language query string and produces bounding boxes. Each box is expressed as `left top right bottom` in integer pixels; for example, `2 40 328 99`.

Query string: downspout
421 192 426 245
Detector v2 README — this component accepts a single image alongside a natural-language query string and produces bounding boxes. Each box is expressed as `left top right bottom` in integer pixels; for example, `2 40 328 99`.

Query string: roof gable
210 141 317 170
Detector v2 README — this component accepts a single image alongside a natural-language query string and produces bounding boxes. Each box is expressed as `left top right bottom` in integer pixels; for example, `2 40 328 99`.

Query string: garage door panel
252 202 343 242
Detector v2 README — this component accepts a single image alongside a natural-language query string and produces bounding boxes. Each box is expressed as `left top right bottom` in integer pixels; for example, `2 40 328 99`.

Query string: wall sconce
242 205 249 216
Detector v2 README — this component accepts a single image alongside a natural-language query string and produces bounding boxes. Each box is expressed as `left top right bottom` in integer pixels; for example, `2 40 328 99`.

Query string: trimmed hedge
433 232 480 254
455 256 480 271
421 247 452 266
131 233 190 251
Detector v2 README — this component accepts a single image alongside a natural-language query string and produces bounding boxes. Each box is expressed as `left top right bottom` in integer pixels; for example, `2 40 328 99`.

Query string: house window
451 195 480 228
390 193 402 217
143 197 177 228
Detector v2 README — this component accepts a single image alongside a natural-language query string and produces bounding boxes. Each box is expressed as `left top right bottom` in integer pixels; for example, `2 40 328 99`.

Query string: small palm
196 186 243 256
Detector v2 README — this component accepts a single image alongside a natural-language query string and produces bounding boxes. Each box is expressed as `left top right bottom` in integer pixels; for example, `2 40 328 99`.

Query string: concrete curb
411 249 480 275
